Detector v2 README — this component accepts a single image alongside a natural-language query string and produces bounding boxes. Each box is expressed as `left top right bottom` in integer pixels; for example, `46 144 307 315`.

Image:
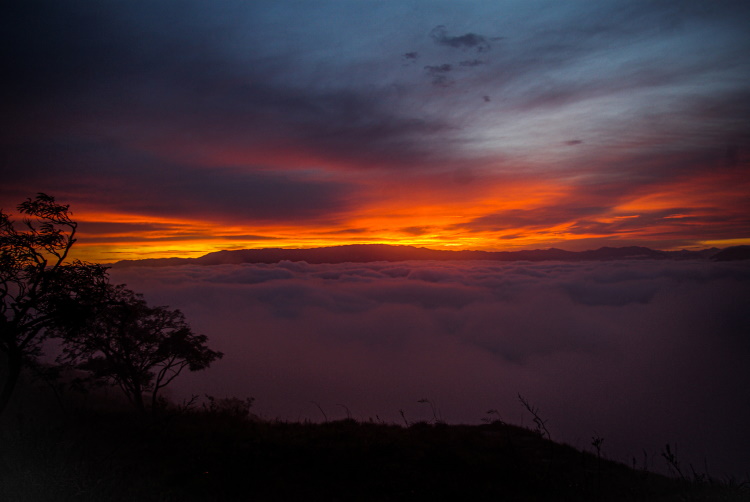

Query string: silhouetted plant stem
591 434 604 499
311 401 328 422
482 409 505 425
399 409 409 427
417 398 442 423
517 394 550 439
336 403 352 420
662 443 686 481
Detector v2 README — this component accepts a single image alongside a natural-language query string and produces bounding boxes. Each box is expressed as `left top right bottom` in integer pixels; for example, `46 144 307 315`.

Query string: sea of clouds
111 259 750 477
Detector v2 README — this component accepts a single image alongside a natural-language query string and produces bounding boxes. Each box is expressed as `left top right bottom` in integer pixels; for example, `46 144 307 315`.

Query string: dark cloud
423 64 453 86
327 228 371 235
3 139 355 223
459 59 486 67
0 2 461 173
568 208 750 241
424 64 452 73
221 234 281 241
1 1 223 105
565 139 583 146
110 259 750 477
567 209 697 235
724 144 740 167
84 233 282 245
400 226 432 236
456 205 609 233
5 73 457 171
430 25 490 52
77 222 178 234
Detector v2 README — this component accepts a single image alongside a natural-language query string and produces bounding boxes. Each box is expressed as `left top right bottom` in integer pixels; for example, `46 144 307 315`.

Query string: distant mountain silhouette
112 244 725 268
711 245 750 261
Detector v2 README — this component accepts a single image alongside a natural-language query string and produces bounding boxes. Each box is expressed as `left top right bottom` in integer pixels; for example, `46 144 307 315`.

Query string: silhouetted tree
0 193 108 415
54 284 223 412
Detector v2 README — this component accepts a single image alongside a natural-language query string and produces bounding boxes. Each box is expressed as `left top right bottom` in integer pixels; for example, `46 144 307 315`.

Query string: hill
2 396 746 502
711 245 750 261
112 244 722 268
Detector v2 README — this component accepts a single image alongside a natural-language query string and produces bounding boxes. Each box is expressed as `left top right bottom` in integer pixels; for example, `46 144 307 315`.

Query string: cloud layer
111 259 750 477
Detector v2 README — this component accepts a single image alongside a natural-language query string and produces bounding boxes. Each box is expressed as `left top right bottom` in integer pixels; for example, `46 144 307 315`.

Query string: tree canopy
0 193 104 413
53 284 223 411
1 193 221 415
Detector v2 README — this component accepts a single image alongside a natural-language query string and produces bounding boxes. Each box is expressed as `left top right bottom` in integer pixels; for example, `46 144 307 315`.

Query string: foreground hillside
1 387 747 502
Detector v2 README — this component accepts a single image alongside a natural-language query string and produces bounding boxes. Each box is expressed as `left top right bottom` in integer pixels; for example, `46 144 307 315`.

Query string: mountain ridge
111 244 732 268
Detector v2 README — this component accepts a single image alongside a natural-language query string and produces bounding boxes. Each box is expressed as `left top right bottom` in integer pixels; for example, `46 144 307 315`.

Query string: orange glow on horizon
62 166 750 263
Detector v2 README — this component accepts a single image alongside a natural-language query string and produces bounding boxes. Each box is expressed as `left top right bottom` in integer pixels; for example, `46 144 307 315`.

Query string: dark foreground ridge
112 244 741 268
3 395 747 501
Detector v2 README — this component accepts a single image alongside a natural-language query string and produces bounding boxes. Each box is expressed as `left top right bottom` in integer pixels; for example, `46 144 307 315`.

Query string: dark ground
0 378 747 501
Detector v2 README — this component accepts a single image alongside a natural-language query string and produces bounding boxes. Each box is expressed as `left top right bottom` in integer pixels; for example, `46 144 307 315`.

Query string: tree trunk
132 385 145 413
0 347 23 416
150 388 159 413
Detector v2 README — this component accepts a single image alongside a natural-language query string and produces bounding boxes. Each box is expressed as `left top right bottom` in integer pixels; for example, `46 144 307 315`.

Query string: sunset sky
3 0 749 262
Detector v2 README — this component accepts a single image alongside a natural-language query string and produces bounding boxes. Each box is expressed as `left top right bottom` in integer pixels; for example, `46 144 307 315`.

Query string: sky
110 259 750 477
2 0 750 261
